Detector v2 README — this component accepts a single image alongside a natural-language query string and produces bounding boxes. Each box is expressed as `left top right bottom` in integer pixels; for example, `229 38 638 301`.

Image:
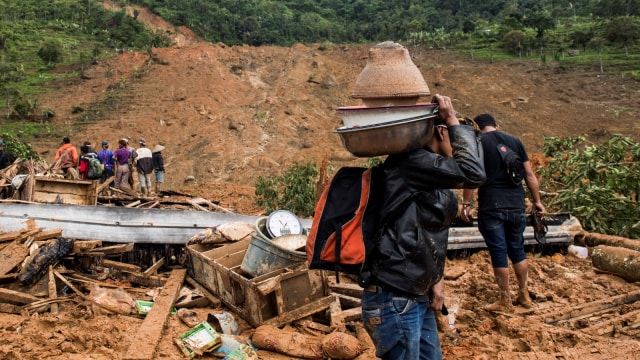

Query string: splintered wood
123 268 187 360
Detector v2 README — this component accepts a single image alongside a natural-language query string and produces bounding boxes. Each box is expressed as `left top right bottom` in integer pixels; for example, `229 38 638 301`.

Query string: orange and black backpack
306 166 383 279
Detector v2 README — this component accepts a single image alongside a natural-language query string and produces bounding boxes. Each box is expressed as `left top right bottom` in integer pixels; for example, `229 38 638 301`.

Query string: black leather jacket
368 125 486 297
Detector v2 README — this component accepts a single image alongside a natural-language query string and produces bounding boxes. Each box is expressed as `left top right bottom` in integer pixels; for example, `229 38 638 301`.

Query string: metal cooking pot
335 114 438 157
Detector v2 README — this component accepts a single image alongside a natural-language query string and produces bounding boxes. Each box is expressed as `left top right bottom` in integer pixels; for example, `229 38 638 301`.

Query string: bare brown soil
1 5 639 360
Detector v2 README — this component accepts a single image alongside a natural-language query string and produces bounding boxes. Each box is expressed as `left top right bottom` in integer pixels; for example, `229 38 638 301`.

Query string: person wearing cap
83 141 98 155
98 140 115 192
54 137 78 177
0 140 9 170
135 138 154 196
151 144 165 193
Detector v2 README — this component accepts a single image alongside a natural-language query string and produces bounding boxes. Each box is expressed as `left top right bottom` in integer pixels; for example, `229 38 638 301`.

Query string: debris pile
0 219 374 359
0 158 235 212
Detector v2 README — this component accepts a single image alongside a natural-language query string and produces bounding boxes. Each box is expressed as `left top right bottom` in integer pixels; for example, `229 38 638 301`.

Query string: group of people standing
54 136 165 195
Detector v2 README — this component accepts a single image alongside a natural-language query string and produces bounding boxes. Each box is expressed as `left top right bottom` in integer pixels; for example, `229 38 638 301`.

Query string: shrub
255 162 318 217
538 135 640 239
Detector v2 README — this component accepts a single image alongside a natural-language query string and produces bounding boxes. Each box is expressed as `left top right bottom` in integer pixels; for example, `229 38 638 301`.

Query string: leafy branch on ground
0 132 41 162
538 134 640 239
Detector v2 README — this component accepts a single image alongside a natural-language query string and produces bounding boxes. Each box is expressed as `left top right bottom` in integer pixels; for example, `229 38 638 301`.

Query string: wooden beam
123 272 167 288
0 287 41 305
101 259 142 273
123 269 187 360
262 295 335 328
33 228 63 242
143 257 165 278
48 266 58 315
124 200 141 208
72 240 103 254
543 289 640 324
0 230 25 243
96 176 115 194
86 243 134 255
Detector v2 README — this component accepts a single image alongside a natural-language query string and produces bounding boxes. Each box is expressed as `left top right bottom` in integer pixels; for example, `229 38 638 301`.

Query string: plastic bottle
568 245 589 259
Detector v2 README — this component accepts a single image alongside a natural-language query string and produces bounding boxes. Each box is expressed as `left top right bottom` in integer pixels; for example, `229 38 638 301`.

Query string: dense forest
131 0 640 46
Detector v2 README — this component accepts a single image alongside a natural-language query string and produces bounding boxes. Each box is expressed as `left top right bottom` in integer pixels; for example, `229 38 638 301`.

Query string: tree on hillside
605 16 640 56
503 30 530 57
523 11 556 48
590 0 640 18
36 40 63 66
570 29 594 54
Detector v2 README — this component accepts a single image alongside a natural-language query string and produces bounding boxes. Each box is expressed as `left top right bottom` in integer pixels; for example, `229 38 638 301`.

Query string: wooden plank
33 182 91 196
33 228 63 242
328 280 364 299
124 200 141 208
331 292 362 308
0 230 25 243
123 268 187 360
72 240 103 253
0 241 28 276
96 176 115 194
16 228 42 243
543 289 640 324
101 259 142 273
123 272 167 288
184 276 221 308
0 287 40 305
262 295 335 327
48 266 58 315
31 192 88 205
143 257 165 278
87 243 135 255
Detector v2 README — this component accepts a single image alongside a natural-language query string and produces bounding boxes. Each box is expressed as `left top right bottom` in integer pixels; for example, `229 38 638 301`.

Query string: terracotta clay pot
351 41 430 106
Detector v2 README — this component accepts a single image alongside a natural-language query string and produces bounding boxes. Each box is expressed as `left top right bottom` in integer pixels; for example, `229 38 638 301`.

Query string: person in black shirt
461 113 546 312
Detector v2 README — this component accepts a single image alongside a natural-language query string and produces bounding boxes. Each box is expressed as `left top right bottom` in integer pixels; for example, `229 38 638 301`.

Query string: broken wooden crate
186 239 333 327
31 177 98 205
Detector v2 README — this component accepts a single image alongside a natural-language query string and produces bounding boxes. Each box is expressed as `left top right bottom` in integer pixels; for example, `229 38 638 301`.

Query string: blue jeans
361 288 442 360
478 208 527 268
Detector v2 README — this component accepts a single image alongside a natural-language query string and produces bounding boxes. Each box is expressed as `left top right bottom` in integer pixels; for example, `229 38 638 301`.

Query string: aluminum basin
335 114 437 157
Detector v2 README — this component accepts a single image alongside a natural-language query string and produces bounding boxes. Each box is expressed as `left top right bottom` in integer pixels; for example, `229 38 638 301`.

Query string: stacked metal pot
336 41 439 157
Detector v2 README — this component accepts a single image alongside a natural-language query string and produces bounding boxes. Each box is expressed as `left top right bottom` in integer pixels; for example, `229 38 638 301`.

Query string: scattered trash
568 245 589 259
90 286 135 315
177 308 200 327
135 299 177 316
223 343 258 360
208 311 239 335
175 321 222 358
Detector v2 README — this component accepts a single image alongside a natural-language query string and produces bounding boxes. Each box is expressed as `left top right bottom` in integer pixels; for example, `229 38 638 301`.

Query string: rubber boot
516 289 533 309
141 186 147 196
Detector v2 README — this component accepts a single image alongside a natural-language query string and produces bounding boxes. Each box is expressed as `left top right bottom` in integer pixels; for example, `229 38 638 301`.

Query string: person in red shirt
78 145 91 180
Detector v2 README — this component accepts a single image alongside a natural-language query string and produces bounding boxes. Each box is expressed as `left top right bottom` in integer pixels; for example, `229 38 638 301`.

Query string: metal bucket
240 235 306 278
